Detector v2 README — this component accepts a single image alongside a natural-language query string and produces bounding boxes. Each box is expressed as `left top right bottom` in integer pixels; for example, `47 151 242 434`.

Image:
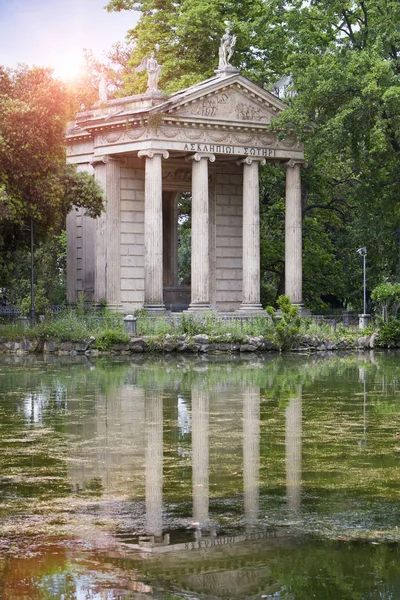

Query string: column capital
90 154 126 167
238 156 266 166
186 152 216 163
138 149 169 159
283 159 308 169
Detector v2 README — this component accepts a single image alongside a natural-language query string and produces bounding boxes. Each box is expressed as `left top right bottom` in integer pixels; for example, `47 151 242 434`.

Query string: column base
96 302 123 313
144 303 166 315
186 303 212 313
236 303 265 314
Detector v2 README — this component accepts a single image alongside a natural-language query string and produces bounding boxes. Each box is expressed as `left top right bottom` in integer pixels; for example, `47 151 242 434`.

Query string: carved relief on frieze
103 131 123 144
125 127 145 140
207 130 229 142
277 136 303 149
160 127 180 138
234 132 255 144
163 168 191 183
260 134 277 146
184 128 205 141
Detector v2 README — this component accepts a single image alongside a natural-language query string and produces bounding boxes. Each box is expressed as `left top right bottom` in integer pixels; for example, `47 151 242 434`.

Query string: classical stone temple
66 38 305 313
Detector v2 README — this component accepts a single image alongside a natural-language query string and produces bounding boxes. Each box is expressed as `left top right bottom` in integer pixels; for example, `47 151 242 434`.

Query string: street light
30 217 35 324
391 229 400 283
357 247 368 329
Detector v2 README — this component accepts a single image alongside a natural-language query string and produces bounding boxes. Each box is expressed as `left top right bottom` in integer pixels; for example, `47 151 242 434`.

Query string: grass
0 303 370 351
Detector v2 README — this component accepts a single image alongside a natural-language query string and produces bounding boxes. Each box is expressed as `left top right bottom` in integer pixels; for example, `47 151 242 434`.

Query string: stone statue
98 71 108 103
218 27 237 69
135 52 163 92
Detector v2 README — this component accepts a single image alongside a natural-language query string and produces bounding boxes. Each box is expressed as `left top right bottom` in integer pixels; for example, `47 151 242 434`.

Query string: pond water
1 351 400 599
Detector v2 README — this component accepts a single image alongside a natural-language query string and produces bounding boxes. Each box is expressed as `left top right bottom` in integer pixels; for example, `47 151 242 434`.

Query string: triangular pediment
153 74 286 126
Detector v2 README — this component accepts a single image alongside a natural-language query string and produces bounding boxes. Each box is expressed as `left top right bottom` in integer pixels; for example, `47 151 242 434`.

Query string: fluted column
285 160 305 306
243 386 260 523
285 387 302 511
238 157 266 312
91 155 122 310
192 388 210 528
188 152 215 311
138 149 169 312
145 392 163 538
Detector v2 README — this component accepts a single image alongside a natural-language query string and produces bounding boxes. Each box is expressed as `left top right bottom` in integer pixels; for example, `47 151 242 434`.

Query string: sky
0 0 137 80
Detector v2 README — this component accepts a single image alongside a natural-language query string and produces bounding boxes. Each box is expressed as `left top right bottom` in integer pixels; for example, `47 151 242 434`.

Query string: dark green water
1 351 400 599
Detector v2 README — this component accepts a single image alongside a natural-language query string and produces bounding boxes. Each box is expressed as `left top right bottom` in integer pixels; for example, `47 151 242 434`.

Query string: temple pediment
160 74 285 126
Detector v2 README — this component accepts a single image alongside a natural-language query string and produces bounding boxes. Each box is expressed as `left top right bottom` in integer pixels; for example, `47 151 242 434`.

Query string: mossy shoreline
0 330 380 355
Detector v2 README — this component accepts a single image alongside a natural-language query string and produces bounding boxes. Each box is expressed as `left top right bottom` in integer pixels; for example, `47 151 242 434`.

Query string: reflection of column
285 160 305 306
243 386 260 523
138 149 169 312
145 393 163 538
285 387 302 511
192 388 209 527
188 152 215 311
238 157 265 312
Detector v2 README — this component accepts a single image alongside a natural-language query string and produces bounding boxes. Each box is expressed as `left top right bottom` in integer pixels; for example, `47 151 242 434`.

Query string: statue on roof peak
218 23 237 70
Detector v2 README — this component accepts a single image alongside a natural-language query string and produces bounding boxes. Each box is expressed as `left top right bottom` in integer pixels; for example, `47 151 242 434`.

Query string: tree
0 66 105 305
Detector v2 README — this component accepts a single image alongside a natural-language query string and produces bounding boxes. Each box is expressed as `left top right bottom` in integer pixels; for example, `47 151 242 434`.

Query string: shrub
267 295 302 350
377 317 400 347
95 329 130 350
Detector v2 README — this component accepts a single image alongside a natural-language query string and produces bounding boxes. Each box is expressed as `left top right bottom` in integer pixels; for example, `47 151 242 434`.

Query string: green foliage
267 295 302 351
376 318 400 347
95 328 130 350
371 282 400 321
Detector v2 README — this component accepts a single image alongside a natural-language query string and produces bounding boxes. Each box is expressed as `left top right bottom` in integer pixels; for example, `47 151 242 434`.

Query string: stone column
145 392 163 539
285 160 305 306
192 388 209 528
138 149 169 312
285 387 302 512
243 386 260 524
187 152 215 311
91 155 122 310
238 157 266 312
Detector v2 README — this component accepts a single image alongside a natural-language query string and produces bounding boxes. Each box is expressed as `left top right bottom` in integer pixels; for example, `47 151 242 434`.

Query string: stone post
138 149 169 313
187 152 215 311
192 388 210 528
91 155 122 310
285 387 302 512
238 157 266 312
243 386 260 524
285 160 305 306
145 392 163 539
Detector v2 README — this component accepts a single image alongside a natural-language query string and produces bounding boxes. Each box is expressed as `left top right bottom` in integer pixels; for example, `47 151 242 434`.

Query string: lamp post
30 217 35 324
391 229 400 283
357 247 369 329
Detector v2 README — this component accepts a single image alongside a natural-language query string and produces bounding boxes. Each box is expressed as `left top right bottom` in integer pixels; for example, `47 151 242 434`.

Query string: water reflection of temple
66 371 303 550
